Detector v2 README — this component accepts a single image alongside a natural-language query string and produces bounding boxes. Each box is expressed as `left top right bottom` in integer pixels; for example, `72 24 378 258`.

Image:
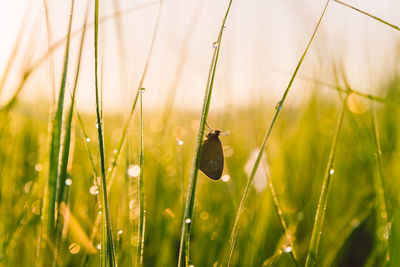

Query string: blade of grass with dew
223 1 331 265
54 2 89 263
137 88 145 265
371 107 390 264
39 1 75 264
333 0 400 31
85 0 163 248
177 1 233 266
261 160 298 265
94 0 116 266
304 98 346 267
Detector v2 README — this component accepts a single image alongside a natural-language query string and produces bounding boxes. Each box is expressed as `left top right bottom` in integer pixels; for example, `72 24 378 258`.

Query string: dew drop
283 246 292 253
89 185 99 195
176 138 184 146
221 174 230 182
24 181 33 193
65 179 72 186
86 137 91 143
35 163 43 172
69 243 80 254
212 41 218 48
113 149 118 155
118 229 123 235
96 243 101 250
127 164 140 178
185 218 191 224
275 100 283 111
329 169 335 175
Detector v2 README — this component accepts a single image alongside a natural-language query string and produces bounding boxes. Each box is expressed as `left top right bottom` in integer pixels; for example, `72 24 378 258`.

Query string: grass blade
262 160 298 265
371 107 390 264
39 1 75 264
177 1 233 265
94 0 116 265
304 99 346 266
223 1 331 265
333 0 400 31
137 89 145 265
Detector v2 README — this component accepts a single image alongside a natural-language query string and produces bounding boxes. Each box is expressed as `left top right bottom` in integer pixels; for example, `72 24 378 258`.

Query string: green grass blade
371 108 390 264
40 1 75 263
137 89 145 265
304 99 346 267
177 1 233 266
262 161 298 265
223 1 331 265
94 0 116 266
334 0 400 31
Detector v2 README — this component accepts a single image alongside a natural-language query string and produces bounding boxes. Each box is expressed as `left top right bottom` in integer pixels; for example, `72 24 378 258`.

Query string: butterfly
199 130 224 180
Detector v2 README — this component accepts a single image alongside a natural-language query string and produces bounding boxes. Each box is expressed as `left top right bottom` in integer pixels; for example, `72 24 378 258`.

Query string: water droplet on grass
185 218 191 224
176 138 184 146
89 185 99 195
65 179 72 186
35 163 43 172
212 41 218 48
283 246 292 253
69 243 80 254
221 174 230 182
118 229 123 235
127 164 140 177
329 169 334 175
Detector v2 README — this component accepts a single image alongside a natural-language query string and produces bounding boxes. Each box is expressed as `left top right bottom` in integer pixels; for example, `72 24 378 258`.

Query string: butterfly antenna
205 121 213 132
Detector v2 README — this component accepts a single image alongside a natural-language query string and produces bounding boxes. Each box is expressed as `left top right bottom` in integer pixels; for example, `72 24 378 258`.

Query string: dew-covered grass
0 0 399 267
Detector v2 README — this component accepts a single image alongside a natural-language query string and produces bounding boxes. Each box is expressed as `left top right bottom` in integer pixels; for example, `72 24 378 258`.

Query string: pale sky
0 0 399 113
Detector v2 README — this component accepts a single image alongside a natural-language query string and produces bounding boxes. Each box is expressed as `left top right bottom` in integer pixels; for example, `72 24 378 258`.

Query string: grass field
0 0 399 266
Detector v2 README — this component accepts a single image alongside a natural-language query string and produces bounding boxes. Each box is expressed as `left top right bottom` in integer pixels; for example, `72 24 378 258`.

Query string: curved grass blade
177 1 233 265
223 1 331 265
304 99 346 267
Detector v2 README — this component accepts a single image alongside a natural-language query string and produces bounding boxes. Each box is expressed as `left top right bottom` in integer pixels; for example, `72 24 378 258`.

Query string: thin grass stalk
371 107 390 264
40 1 75 264
85 0 163 248
177 1 233 266
137 89 145 265
304 99 346 266
223 1 331 265
94 0 116 266
261 161 298 265
297 74 400 107
334 0 400 31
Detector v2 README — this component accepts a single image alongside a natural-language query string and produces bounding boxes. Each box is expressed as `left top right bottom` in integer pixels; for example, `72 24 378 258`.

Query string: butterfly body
199 130 224 180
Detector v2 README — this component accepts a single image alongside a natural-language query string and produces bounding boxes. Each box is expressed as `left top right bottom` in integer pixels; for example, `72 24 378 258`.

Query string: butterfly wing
200 135 224 180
